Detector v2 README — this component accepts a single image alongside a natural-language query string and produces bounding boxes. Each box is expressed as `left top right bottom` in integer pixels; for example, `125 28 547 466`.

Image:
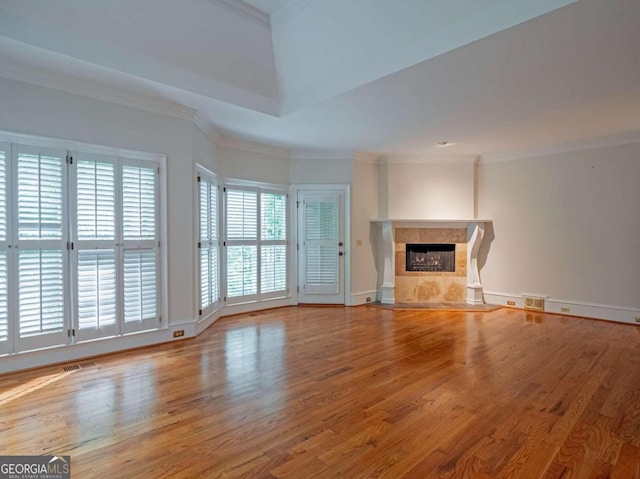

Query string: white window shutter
198 171 220 314
305 200 338 286
77 249 117 333
260 245 287 293
261 193 286 241
77 159 115 240
18 249 65 337
121 161 158 333
17 152 63 239
122 165 156 240
0 148 6 242
226 245 257 297
226 189 257 240
123 249 157 323
200 246 211 309
0 148 7 346
0 251 7 343
15 146 68 351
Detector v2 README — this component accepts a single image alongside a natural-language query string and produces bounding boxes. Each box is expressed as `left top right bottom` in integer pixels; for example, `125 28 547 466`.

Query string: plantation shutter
121 161 159 333
198 171 219 316
15 145 68 351
260 192 287 296
226 188 258 301
72 153 118 341
0 144 8 353
303 195 339 294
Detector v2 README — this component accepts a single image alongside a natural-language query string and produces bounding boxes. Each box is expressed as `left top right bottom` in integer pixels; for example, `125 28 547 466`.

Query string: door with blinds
297 190 345 304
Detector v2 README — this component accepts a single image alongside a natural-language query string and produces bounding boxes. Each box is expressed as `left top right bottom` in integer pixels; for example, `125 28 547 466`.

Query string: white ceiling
1 0 639 159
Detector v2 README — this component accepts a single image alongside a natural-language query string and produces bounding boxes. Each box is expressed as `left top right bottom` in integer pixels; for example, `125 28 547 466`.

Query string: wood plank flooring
1 306 640 478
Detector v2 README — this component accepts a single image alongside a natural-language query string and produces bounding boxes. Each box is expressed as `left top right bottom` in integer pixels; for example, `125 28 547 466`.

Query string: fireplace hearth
406 243 455 272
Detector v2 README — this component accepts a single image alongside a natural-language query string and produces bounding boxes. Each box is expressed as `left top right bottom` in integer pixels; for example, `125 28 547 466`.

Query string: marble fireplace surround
372 219 491 305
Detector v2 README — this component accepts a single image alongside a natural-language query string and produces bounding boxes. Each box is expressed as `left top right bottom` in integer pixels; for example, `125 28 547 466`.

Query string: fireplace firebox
406 243 455 272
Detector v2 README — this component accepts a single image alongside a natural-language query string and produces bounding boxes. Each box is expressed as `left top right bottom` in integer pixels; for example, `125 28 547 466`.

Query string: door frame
291 184 350 306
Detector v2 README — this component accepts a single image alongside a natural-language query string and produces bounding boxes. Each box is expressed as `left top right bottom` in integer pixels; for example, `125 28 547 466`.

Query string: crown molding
216 134 290 158
354 151 381 164
379 154 478 165
0 61 197 121
209 0 271 30
270 0 314 31
193 111 222 142
482 131 640 163
290 148 355 160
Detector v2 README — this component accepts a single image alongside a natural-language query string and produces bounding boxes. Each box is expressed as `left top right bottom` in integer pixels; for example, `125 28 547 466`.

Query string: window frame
223 182 289 305
196 166 221 319
0 130 166 357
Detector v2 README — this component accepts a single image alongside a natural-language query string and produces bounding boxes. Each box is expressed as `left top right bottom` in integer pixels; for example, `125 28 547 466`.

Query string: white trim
482 131 640 164
209 0 271 30
0 61 197 121
216 135 290 158
0 130 165 162
379 154 479 165
484 291 640 326
353 151 380 164
193 112 222 143
270 0 315 31
349 290 377 306
0 319 197 375
290 149 355 161
221 297 293 317
196 307 223 335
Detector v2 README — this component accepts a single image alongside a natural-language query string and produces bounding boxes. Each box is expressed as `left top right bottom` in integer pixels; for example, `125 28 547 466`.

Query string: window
224 186 288 304
197 168 220 317
0 137 162 355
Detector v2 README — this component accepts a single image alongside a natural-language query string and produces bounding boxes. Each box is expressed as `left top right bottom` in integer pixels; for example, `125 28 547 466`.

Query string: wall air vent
523 296 545 312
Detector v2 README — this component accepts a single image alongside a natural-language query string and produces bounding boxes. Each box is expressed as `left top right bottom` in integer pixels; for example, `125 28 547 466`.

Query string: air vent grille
63 364 80 372
523 296 545 312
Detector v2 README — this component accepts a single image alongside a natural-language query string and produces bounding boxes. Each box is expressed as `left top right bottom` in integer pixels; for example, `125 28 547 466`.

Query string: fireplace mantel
371 219 492 305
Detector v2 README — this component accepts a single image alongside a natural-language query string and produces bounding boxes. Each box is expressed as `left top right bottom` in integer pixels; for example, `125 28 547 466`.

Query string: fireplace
406 243 455 272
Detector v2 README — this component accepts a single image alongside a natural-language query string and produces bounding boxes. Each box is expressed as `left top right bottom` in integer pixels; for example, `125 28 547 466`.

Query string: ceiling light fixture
437 141 454 147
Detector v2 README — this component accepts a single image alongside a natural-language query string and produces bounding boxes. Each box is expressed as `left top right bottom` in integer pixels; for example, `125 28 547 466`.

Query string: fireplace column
380 220 395 304
467 222 485 305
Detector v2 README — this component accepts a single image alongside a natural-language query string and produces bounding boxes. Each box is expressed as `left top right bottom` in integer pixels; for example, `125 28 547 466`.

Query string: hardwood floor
1 306 640 478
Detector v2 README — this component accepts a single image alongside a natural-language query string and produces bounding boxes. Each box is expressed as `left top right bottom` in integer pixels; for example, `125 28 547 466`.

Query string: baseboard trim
349 290 377 306
222 297 294 317
484 291 640 325
0 319 197 375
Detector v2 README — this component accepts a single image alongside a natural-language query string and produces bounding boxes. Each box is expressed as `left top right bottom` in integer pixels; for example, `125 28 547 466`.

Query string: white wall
350 158 379 302
0 76 196 326
478 142 640 309
192 126 219 173
290 158 353 184
381 161 475 219
217 145 290 185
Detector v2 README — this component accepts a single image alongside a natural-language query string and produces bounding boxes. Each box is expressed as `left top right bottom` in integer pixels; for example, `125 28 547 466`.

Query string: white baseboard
349 290 377 306
197 308 222 334
0 319 197 374
222 297 293 317
484 291 640 325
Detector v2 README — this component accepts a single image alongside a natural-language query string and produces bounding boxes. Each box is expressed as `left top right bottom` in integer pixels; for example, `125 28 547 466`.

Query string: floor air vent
523 296 545 312
63 364 80 372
